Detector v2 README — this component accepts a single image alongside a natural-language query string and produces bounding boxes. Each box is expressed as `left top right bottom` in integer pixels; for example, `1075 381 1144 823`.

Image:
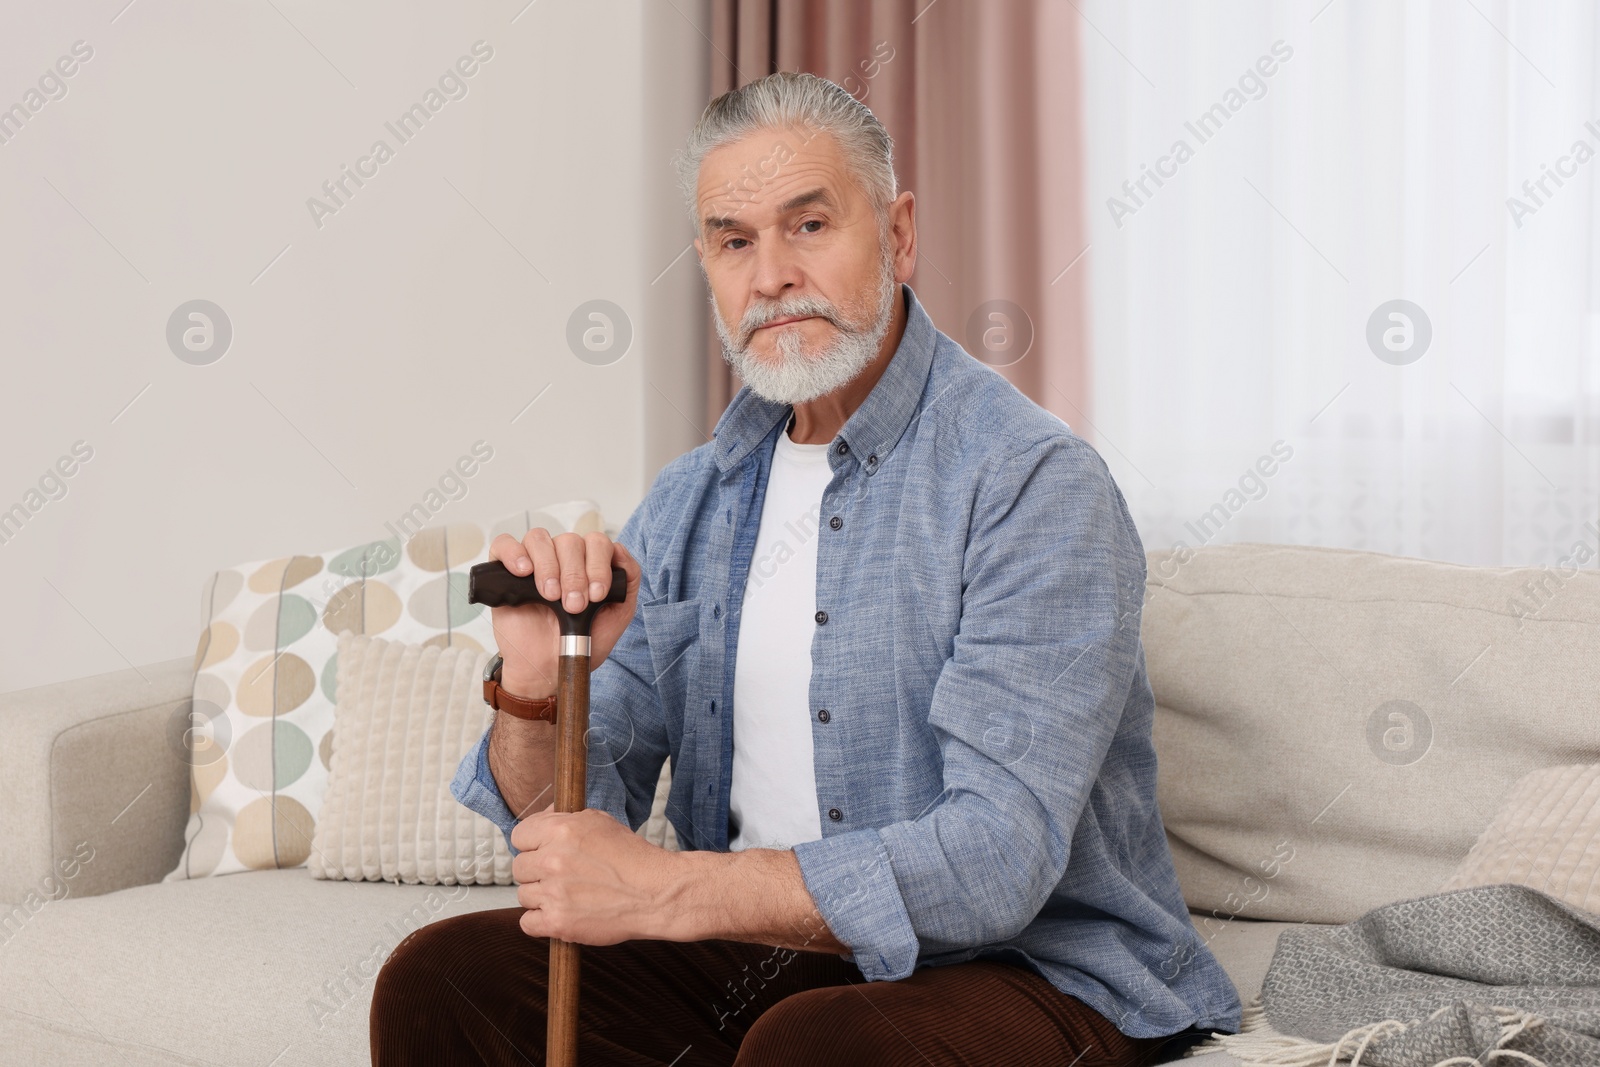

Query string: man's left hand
510 806 681 945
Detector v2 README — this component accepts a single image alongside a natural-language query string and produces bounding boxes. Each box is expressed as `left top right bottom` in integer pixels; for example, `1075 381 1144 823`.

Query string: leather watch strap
483 657 558 723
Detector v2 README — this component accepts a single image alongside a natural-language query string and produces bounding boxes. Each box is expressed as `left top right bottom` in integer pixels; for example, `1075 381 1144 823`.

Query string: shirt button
713 603 721 618
836 441 849 456
817 708 830 723
829 515 842 530
814 610 828 625
867 454 878 467
827 807 842 821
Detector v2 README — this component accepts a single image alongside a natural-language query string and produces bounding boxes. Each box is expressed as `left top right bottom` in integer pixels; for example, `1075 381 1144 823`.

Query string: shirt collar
711 283 937 474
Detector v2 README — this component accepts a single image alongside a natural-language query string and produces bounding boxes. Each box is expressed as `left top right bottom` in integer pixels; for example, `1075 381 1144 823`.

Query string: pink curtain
703 0 1091 438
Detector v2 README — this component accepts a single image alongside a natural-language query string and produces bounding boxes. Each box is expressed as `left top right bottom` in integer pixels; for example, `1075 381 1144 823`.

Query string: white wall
0 0 711 692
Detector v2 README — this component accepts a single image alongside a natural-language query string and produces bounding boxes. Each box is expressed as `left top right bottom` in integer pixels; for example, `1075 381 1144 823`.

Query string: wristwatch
482 653 558 723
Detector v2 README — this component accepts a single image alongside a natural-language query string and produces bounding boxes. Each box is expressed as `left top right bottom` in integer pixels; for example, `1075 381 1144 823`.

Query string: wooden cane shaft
554 652 589 813
547 651 589 1067
547 939 581 1067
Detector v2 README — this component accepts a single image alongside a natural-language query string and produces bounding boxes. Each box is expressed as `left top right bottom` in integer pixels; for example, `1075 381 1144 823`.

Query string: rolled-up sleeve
449 728 524 853
449 499 670 858
792 435 1146 981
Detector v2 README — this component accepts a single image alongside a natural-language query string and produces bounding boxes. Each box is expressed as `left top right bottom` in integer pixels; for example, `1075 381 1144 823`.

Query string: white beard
710 248 899 406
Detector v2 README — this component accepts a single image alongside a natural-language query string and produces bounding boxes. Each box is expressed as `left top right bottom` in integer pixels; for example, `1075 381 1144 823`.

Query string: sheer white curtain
1079 0 1600 567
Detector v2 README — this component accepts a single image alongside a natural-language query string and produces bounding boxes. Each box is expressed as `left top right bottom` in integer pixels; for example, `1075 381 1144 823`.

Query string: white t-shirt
728 422 834 851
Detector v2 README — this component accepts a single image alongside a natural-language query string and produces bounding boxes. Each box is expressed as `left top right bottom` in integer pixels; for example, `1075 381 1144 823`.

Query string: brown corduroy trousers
369 906 1199 1066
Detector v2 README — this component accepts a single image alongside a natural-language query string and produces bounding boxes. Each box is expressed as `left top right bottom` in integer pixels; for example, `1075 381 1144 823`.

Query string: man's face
694 126 903 404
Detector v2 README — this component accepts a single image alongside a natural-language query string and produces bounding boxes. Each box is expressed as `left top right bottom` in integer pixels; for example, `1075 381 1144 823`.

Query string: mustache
737 297 847 346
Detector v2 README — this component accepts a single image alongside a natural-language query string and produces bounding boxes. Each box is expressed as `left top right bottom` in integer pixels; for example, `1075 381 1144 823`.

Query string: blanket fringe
1182 996 1551 1067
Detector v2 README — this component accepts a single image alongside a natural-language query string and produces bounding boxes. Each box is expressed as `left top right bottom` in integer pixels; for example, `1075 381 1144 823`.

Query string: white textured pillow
1440 763 1600 915
310 631 512 885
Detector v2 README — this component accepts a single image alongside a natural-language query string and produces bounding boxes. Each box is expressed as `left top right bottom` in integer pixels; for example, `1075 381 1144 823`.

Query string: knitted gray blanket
1192 883 1600 1067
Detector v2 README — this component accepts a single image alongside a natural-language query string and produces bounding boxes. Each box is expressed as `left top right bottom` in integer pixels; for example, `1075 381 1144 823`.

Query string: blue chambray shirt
451 284 1242 1039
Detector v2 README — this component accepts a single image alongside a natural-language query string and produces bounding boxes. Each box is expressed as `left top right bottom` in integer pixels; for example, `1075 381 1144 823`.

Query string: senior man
370 72 1240 1066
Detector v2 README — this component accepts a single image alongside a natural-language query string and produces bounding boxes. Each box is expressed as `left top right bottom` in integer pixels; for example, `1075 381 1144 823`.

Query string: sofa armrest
0 655 193 909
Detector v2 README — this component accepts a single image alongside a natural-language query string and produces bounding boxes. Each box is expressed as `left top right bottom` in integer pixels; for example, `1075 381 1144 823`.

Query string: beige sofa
2 543 1594 1066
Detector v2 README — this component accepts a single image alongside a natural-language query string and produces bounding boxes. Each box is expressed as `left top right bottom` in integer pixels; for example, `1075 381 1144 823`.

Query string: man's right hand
486 529 642 699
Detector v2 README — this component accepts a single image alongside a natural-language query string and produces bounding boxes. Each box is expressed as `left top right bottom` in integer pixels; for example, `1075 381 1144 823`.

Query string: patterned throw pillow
1440 763 1600 915
309 632 511 885
165 501 605 880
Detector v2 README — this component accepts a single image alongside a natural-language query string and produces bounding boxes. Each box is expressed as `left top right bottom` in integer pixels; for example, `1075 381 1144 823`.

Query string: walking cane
468 558 628 1067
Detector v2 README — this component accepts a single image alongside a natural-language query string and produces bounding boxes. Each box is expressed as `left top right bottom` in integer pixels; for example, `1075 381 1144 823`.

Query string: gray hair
674 71 898 233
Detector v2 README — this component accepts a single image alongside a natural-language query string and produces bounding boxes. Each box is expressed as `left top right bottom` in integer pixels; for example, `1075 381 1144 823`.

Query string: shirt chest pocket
640 598 704 706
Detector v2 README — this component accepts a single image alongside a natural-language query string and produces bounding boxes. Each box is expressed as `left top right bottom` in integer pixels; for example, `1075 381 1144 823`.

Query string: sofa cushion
0 869 518 1066
168 500 605 882
1143 542 1600 924
1185 912 1310 1006
0 872 1270 1067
